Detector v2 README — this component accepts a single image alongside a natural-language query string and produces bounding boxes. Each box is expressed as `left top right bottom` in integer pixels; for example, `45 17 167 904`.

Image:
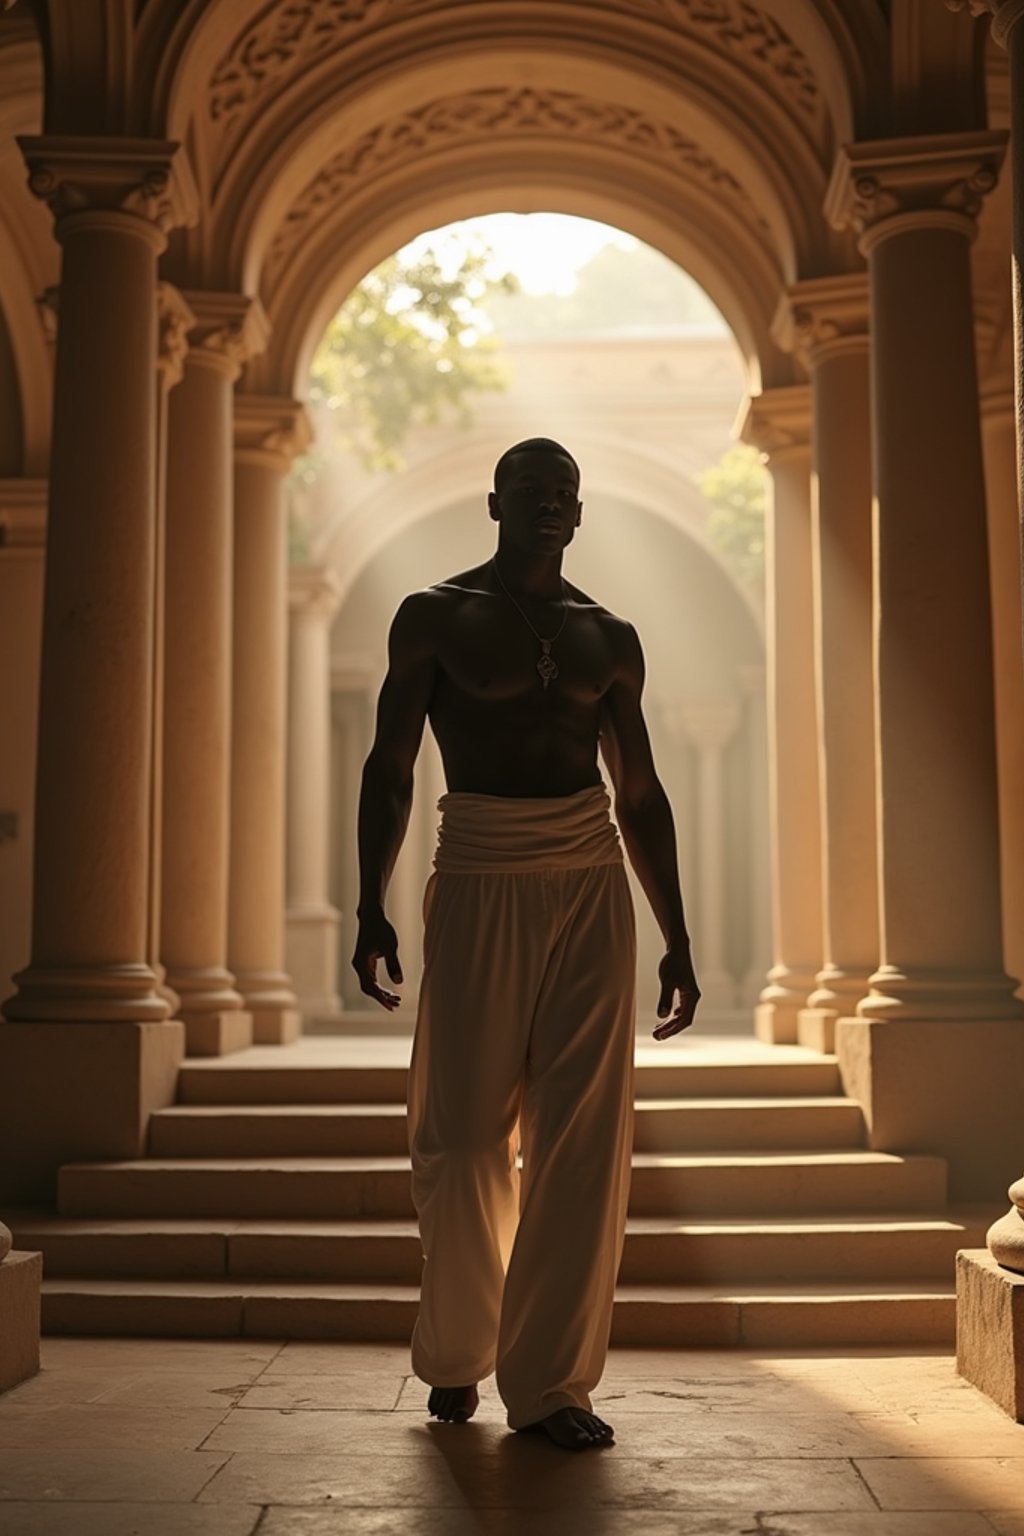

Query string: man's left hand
653 943 701 1039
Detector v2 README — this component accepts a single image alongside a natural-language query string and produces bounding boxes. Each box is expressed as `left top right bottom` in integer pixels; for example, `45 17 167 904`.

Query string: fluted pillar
151 284 194 1019
738 386 823 1044
286 565 343 1018
774 277 879 1054
161 295 269 1057
670 700 740 1009
826 133 1024 1198
229 397 312 1044
0 138 195 1199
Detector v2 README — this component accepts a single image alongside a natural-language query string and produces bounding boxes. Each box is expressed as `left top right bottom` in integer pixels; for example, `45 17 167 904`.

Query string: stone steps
8 1208 995 1284
36 1274 957 1347
55 1148 948 1220
13 1038 978 1347
176 1051 843 1106
147 1096 866 1158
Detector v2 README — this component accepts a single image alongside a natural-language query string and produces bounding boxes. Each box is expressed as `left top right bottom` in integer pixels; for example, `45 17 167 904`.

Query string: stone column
737 386 823 1044
737 663 772 1012
980 384 1024 999
161 294 270 1057
286 565 343 1019
229 397 312 1044
774 277 880 1054
670 700 740 1009
825 132 1024 1199
152 284 194 1019
0 138 195 1200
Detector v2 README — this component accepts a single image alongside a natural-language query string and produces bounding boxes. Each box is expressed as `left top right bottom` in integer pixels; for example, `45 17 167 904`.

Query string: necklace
491 554 568 689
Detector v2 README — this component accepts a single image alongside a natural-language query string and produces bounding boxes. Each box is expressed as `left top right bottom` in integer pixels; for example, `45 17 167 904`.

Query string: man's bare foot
518 1406 615 1450
427 1384 479 1422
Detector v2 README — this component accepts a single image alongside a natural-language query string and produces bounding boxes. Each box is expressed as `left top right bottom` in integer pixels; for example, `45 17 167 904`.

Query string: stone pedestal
286 566 343 1017
0 1224 40 1394
229 398 312 1044
739 387 823 1043
774 277 879 1055
957 1249 1024 1421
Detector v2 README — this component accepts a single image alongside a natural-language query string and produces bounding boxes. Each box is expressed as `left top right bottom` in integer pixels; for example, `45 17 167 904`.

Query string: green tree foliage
697 443 767 590
301 240 519 475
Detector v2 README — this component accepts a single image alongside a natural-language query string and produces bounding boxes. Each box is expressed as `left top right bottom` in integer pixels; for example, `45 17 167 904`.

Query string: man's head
488 438 583 553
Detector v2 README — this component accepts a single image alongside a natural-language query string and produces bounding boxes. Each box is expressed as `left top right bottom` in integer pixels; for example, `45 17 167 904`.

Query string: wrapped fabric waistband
432 783 623 873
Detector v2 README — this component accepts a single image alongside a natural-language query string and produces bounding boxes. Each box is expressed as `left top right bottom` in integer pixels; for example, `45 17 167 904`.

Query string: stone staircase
4 1036 1000 1347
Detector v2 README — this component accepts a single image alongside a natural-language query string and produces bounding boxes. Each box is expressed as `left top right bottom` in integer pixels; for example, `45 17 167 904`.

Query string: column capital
825 132 1007 254
736 384 811 460
17 136 199 247
234 395 312 471
183 292 271 381
945 0 1024 46
156 283 196 389
289 564 343 622
772 274 870 369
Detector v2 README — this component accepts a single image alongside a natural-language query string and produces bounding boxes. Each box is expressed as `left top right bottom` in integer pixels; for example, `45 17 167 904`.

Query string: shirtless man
353 437 700 1452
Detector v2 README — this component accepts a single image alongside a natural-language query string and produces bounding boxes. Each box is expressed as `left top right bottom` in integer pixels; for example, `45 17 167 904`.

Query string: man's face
488 449 582 552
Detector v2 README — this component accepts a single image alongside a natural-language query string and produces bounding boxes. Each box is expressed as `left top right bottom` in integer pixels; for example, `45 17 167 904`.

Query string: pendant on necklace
537 640 558 688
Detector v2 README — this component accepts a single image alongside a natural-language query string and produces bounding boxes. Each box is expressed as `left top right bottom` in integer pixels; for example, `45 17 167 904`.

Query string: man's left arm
598 618 701 1039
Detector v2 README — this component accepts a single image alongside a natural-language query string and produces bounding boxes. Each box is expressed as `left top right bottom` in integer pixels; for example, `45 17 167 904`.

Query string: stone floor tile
204 1407 502 1455
256 1509 795 1536
263 1343 413 1376
237 1371 407 1411
755 1518 996 1536
0 1403 229 1451
0 1368 147 1407
199 1449 874 1509
0 1449 229 1502
855 1456 1024 1509
392 1370 816 1415
92 1370 257 1409
39 1338 281 1375
0 1504 262 1536
986 1515 1024 1535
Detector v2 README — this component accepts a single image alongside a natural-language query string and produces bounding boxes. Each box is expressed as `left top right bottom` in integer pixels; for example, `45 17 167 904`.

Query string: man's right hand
352 908 404 1011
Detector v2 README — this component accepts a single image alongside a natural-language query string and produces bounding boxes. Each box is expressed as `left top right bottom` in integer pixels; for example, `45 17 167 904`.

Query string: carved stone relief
207 0 820 174
262 85 770 288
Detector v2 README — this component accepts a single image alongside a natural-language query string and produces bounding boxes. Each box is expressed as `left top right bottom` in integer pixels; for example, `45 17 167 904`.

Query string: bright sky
398 212 639 296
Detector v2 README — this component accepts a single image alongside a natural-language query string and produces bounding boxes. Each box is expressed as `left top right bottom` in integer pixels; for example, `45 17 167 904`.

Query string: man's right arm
352 591 439 1009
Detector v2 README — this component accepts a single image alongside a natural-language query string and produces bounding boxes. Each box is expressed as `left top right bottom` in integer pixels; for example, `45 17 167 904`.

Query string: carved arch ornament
261 85 773 292
205 0 824 172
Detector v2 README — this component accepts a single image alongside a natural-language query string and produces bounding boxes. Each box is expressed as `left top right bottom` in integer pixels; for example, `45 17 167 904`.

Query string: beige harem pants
407 783 637 1430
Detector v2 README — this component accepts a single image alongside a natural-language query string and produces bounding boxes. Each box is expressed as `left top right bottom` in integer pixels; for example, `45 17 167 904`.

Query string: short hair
493 437 580 495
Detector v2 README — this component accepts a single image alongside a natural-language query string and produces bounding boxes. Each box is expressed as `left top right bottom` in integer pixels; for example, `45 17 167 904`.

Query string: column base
0 1251 41 1392
956 1249 1024 1421
2 962 170 1022
835 1015 1024 1199
179 1008 253 1058
0 1019 185 1202
754 965 818 1044
286 905 341 1017
797 1006 837 1053
856 964 1024 1021
249 1006 302 1044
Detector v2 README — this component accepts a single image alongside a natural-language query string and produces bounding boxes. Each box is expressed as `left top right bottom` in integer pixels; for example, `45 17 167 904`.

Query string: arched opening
285 211 769 1030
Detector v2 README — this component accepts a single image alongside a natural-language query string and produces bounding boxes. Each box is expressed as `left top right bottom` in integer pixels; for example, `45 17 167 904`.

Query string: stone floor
0 1339 1022 1532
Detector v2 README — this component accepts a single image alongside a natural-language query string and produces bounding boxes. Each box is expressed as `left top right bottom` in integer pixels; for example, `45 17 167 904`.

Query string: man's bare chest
434 598 617 706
